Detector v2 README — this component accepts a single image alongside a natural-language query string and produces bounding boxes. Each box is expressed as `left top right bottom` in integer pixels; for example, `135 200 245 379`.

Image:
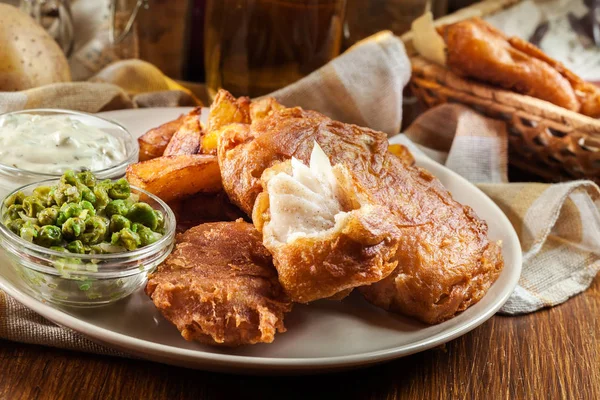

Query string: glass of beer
204 0 347 98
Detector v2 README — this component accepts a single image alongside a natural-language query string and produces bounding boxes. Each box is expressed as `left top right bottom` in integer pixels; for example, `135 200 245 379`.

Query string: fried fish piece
217 99 503 324
146 221 292 346
440 18 600 117
252 144 401 303
441 18 578 112
506 35 600 118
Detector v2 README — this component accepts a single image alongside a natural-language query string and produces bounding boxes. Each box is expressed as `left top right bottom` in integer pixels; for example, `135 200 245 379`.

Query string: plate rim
0 108 522 371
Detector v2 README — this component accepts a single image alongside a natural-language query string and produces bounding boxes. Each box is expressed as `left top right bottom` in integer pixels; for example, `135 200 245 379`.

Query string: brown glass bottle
204 0 346 98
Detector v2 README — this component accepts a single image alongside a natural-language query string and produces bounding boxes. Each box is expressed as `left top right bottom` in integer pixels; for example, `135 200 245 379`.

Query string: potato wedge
138 114 186 161
200 90 253 154
163 107 203 156
207 89 251 133
200 127 221 154
126 155 222 203
250 97 285 122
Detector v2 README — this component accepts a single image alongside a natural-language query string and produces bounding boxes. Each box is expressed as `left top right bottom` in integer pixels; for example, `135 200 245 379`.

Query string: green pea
36 225 63 247
79 201 96 218
79 216 108 245
77 171 96 188
37 207 59 226
137 225 162 246
22 196 45 218
111 228 140 251
154 210 165 233
6 219 25 235
60 202 82 215
57 203 83 226
19 221 39 242
66 240 86 254
93 184 110 209
109 214 131 233
105 200 130 218
108 178 131 200
129 222 140 233
32 186 53 206
3 204 24 222
53 182 81 206
81 187 97 205
127 202 158 231
62 170 81 186
62 217 86 239
3 191 25 208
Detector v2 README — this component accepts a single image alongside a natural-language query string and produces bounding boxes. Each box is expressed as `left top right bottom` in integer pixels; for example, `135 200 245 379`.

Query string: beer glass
204 0 347 98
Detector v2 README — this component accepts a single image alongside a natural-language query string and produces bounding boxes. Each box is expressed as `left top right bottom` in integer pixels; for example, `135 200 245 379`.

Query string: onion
17 211 38 224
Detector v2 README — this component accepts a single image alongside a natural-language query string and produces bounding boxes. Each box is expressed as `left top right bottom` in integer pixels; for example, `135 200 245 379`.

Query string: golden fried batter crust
252 160 401 303
218 105 504 324
440 18 600 117
145 221 292 346
218 107 391 215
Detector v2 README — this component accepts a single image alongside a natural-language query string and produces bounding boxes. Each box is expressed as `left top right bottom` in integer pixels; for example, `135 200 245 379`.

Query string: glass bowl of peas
0 170 176 307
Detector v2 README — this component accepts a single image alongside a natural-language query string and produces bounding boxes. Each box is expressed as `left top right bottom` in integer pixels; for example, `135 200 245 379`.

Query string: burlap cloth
0 32 599 355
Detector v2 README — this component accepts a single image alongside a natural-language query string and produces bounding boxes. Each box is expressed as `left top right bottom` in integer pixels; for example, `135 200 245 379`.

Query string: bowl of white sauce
0 109 138 197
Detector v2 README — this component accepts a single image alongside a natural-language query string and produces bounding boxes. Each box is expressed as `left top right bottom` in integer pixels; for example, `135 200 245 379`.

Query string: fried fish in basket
439 18 600 117
214 92 503 324
146 221 292 346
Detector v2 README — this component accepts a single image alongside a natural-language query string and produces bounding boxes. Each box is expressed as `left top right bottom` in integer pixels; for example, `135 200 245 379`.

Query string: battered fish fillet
440 18 600 117
145 221 292 346
217 99 504 324
252 144 401 303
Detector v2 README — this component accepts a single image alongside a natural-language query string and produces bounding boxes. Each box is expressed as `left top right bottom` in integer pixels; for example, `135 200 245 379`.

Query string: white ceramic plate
0 108 522 374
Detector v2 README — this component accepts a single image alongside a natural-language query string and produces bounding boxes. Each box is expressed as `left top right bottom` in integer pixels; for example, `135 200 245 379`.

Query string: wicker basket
401 0 600 182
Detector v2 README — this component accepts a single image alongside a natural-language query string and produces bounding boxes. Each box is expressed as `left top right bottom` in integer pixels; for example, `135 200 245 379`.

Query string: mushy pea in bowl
0 170 175 307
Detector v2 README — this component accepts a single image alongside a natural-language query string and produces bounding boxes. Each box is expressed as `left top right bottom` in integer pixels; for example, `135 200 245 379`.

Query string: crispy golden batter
388 143 415 166
217 101 503 324
146 221 292 346
440 18 600 117
252 159 401 303
218 107 392 215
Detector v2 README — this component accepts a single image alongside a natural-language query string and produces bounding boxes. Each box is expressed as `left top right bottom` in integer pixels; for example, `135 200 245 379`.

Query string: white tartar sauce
0 114 127 174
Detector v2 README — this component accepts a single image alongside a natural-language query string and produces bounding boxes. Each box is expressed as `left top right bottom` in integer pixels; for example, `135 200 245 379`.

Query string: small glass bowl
0 179 175 307
0 109 138 198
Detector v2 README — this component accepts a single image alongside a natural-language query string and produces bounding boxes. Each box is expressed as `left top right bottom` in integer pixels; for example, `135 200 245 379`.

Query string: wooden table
1 275 597 399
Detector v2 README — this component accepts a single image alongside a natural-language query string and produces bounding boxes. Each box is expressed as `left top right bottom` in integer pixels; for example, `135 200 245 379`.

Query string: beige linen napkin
0 59 201 114
0 32 599 355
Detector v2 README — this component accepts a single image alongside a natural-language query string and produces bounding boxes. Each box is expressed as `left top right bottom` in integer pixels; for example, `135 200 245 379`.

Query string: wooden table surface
1 275 598 399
